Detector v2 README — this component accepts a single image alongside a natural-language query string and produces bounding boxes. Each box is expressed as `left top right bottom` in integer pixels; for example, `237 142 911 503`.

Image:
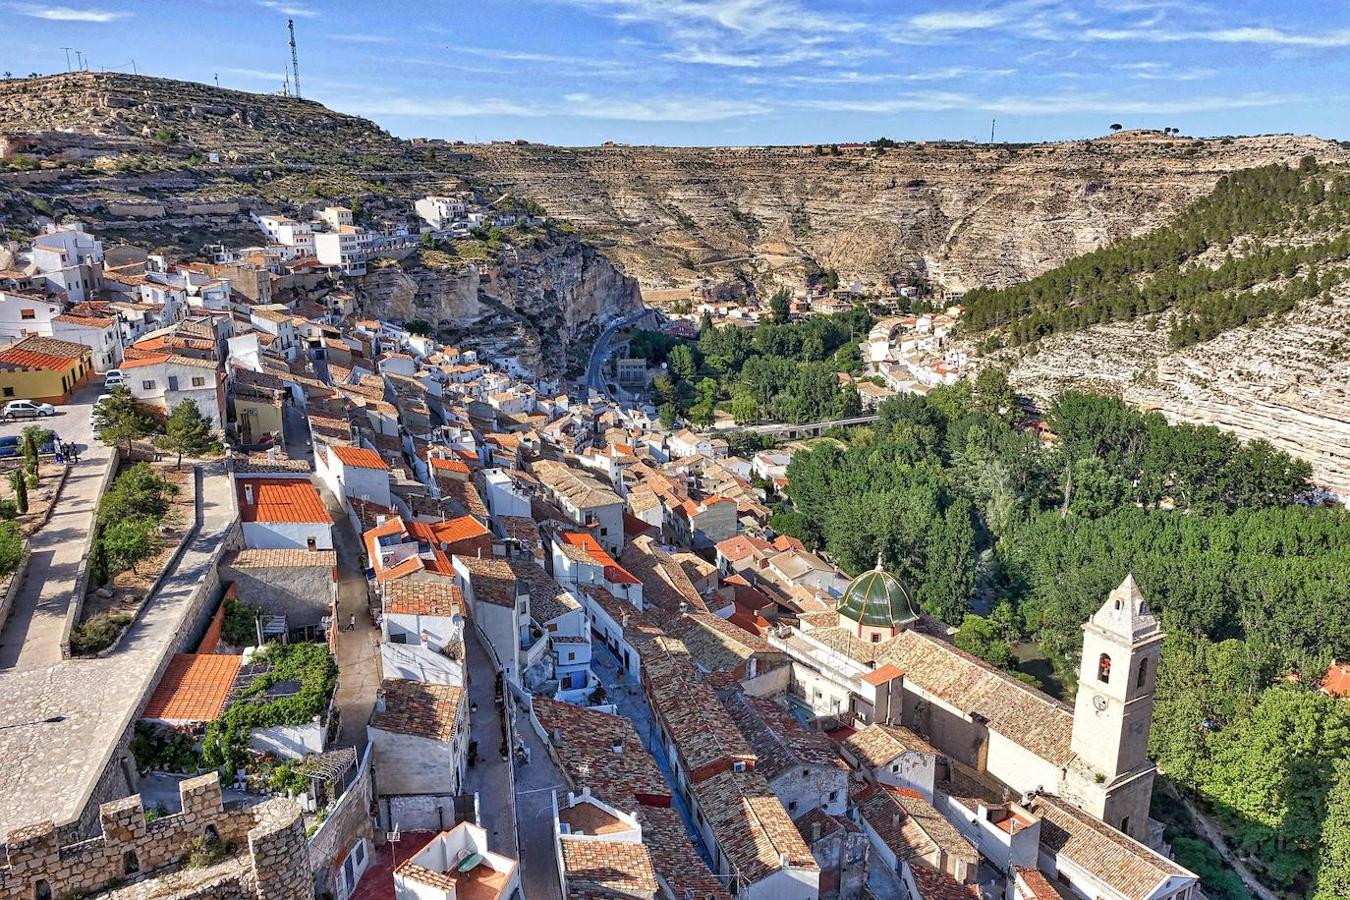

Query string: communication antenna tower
990 118 996 143
288 18 302 99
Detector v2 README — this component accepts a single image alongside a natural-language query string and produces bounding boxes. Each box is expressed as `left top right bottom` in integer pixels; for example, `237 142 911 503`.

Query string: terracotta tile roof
142 653 242 723
507 557 578 624
53 313 116 328
636 806 731 900
0 336 89 370
370 678 466 743
843 723 942 770
236 477 332 525
559 837 660 897
862 663 905 686
691 767 816 883
1027 794 1193 900
856 784 976 870
1322 661 1350 697
665 611 776 675
643 639 753 776
330 444 389 470
429 455 471 475
908 862 982 900
456 555 518 607
384 580 465 618
533 459 622 510
720 693 842 783
620 536 707 615
533 698 669 807
558 531 639 585
225 549 337 569
1013 866 1066 900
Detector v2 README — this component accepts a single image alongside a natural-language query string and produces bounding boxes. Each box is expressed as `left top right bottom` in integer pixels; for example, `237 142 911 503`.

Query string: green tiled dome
837 559 918 628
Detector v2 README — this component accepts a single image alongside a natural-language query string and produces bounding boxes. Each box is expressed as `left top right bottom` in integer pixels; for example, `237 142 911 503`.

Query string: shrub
184 834 231 869
70 612 132 656
0 520 23 575
222 596 264 648
97 463 176 525
130 722 199 774
100 516 160 575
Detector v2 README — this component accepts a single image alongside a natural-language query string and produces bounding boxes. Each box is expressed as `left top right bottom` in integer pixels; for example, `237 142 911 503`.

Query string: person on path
345 613 356 631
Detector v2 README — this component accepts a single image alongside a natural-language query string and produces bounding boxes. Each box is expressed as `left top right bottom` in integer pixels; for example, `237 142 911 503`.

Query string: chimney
551 727 562 745
892 813 901 827
612 741 623 754
243 483 255 505
374 690 386 713
810 820 821 843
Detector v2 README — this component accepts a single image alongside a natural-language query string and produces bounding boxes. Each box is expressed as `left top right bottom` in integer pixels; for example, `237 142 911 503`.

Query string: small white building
316 444 391 509
368 678 470 803
392 821 519 900
124 354 226 429
31 223 104 303
0 290 62 340
415 196 467 230
235 477 334 551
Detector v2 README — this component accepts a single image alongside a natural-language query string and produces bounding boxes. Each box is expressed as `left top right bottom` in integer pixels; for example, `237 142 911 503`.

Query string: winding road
585 312 645 402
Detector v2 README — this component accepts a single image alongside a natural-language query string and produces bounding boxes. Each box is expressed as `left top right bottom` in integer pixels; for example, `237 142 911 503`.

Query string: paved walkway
512 696 565 900
322 481 380 751
0 383 112 671
0 463 235 837
463 630 517 856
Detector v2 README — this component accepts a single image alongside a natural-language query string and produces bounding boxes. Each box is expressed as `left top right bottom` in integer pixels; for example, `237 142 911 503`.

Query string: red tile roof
862 663 905 687
0 336 89 371
1322 661 1350 697
142 653 242 723
330 444 389 470
558 531 640 585
237 477 332 525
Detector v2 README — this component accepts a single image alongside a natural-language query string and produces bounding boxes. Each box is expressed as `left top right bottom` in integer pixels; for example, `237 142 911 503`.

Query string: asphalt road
0 378 104 453
585 313 642 400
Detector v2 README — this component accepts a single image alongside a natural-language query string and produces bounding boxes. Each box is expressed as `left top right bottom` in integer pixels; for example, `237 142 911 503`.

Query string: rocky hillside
456 134 1350 293
0 73 641 373
348 232 641 374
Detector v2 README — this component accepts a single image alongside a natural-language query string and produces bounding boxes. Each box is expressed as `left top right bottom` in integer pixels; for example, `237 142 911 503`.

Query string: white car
94 394 114 409
104 369 126 387
2 400 56 420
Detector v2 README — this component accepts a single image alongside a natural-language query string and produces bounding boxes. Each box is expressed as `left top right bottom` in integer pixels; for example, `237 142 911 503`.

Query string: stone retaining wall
60 452 119 660
0 551 30 636
0 774 312 900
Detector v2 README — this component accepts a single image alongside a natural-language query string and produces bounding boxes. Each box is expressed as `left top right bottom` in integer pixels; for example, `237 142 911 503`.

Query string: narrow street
320 479 380 751
462 630 517 855
512 696 564 900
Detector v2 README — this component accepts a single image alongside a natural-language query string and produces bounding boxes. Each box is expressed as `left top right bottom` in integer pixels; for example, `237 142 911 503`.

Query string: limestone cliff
976 289 1350 495
349 262 481 327
456 133 1350 293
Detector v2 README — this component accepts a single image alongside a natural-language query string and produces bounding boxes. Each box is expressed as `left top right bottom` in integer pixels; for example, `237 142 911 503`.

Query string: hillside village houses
0 198 1200 900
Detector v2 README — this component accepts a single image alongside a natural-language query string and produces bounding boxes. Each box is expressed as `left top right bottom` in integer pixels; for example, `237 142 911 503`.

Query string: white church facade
771 564 1198 900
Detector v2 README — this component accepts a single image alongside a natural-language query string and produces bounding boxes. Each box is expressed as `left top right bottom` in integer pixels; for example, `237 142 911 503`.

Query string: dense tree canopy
963 159 1350 349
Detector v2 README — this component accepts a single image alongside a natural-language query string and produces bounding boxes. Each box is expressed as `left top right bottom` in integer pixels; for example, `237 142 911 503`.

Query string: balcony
520 626 549 669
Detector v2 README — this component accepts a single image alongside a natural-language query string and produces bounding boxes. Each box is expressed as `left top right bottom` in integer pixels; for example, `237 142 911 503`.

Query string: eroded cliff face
349 263 481 326
457 133 1350 292
979 290 1350 495
347 235 640 376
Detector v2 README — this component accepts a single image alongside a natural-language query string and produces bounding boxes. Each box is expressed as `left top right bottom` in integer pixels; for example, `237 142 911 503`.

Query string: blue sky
4 0 1350 145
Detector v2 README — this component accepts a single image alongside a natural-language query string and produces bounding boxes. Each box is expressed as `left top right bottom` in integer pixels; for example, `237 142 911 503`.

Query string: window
891 763 900 773
870 633 881 643
192 376 206 388
1120 816 1131 834
123 850 140 875
19 309 35 320
167 375 179 391
1137 658 1149 689
1098 653 1112 684
828 790 838 802
787 800 798 812
142 380 156 390
2 388 11 398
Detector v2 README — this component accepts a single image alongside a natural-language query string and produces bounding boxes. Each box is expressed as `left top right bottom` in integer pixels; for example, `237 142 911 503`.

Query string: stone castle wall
0 774 312 900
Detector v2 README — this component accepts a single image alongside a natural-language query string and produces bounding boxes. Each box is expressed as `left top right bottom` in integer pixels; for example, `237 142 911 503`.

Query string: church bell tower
1063 574 1164 841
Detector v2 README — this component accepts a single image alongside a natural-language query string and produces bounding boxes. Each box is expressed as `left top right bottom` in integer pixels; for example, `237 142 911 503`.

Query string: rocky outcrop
456 133 1350 292
350 263 481 326
488 235 642 338
984 290 1350 495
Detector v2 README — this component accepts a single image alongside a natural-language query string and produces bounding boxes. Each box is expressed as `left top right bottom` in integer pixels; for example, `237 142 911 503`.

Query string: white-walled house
123 353 226 429
367 679 469 802
316 444 391 509
380 580 468 687
392 821 519 900
31 223 104 303
0 290 62 339
235 477 334 551
52 312 124 371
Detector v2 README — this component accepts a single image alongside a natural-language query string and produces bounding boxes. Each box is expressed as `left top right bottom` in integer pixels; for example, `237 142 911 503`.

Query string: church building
770 563 1198 900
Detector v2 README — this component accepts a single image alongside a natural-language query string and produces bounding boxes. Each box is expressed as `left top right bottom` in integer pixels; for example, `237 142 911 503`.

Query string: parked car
94 394 114 409
2 400 55 420
104 369 126 387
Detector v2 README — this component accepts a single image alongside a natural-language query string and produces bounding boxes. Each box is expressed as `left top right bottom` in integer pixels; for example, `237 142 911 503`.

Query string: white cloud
908 10 1010 32
255 0 316 17
1115 61 1215 81
562 92 770 121
795 90 1295 116
327 33 394 45
343 89 770 123
1085 25 1350 47
15 4 128 22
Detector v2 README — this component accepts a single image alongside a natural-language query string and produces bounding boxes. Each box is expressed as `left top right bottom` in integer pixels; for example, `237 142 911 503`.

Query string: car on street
2 400 56 420
94 394 114 409
104 369 126 387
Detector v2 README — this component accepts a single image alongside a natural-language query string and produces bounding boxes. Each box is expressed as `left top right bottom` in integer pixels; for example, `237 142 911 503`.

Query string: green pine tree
9 470 27 514
154 400 222 469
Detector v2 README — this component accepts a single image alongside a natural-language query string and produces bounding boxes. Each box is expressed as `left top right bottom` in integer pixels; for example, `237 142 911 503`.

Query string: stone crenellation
0 774 312 900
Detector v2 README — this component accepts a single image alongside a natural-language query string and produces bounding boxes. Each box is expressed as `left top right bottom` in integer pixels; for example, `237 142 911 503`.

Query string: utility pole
76 50 85 71
288 18 301 99
60 47 73 72
214 72 219 88
282 70 290 97
129 58 136 76
990 118 996 143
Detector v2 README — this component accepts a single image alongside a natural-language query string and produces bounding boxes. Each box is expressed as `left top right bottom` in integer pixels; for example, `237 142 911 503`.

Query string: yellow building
0 336 93 404
233 394 283 445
